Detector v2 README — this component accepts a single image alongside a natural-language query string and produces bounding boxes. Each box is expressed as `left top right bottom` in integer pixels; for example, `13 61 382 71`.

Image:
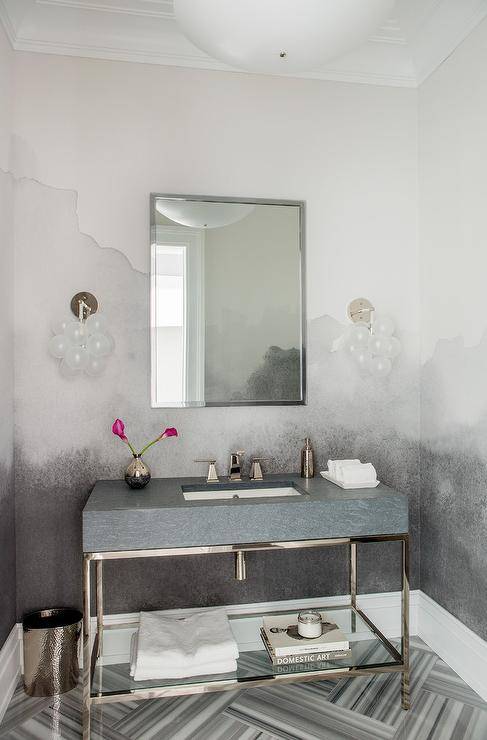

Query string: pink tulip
159 427 178 440
112 418 127 441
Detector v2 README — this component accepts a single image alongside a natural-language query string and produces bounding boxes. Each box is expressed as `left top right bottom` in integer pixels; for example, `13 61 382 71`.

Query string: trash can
23 608 82 697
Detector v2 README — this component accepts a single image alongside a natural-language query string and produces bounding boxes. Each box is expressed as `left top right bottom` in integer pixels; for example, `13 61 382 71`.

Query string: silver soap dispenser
300 437 315 478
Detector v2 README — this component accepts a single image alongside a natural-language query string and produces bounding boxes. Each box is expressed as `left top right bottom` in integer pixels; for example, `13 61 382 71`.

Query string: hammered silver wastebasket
23 608 82 697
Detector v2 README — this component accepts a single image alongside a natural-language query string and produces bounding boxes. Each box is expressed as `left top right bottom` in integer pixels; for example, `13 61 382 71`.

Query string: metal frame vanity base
82 534 410 740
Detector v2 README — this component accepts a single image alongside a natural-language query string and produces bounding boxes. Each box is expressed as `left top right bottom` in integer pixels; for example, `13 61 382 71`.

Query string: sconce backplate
348 297 374 326
70 292 98 320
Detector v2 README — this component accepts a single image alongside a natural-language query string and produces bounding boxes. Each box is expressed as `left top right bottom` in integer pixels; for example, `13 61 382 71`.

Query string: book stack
260 612 351 667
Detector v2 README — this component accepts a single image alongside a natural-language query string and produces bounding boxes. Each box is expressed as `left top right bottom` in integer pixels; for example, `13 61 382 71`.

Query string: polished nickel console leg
350 542 357 632
96 560 103 656
401 535 410 710
82 556 91 740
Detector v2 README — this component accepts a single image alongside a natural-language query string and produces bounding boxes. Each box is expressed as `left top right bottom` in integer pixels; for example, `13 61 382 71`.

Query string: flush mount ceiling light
174 0 395 74
156 199 255 229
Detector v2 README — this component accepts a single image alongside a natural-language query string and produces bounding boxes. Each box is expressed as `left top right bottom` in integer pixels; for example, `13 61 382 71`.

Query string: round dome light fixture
174 0 395 75
156 199 255 229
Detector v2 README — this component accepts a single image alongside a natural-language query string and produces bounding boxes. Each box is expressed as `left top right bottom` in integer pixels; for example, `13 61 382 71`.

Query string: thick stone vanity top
83 474 408 553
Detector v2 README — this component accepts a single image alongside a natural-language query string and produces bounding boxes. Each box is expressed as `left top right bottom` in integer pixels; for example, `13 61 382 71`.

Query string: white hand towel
129 634 237 680
327 459 360 478
334 460 362 483
131 608 239 682
341 463 377 485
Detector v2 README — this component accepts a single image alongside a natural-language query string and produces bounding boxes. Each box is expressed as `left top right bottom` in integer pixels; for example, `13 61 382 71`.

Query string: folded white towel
341 463 377 485
129 634 237 680
130 608 239 682
327 459 360 478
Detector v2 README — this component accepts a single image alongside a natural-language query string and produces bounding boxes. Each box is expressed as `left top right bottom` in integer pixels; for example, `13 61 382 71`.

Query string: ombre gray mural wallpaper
9 42 487 653
13 177 420 618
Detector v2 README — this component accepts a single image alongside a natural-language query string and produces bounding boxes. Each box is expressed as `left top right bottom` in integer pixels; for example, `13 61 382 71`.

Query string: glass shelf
91 605 403 699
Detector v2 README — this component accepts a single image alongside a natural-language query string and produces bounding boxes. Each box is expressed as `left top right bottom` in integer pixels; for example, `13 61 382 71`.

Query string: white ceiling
1 0 486 87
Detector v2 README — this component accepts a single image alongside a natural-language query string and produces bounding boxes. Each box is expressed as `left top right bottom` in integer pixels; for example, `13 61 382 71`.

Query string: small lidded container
297 610 322 638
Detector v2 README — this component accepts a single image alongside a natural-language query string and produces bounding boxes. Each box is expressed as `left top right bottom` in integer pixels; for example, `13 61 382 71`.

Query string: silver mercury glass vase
125 454 151 489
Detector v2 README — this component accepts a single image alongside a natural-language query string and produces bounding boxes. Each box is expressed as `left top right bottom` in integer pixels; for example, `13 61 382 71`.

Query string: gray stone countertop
83 474 408 553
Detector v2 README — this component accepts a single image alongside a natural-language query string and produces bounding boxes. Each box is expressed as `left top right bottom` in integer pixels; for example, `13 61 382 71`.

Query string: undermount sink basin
182 481 303 502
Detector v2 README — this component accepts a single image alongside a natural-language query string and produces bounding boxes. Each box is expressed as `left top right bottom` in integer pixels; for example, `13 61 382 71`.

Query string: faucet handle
194 459 219 484
249 457 271 481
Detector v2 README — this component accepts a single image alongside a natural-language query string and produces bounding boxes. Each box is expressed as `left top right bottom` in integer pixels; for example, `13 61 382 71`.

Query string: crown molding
0 0 486 88
36 0 174 19
10 35 418 88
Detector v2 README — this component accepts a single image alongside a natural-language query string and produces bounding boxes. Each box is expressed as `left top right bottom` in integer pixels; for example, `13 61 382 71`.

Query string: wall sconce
334 297 401 378
48 292 114 377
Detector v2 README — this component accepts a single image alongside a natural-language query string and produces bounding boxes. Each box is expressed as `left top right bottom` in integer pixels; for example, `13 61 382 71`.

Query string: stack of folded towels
324 459 378 487
130 608 239 681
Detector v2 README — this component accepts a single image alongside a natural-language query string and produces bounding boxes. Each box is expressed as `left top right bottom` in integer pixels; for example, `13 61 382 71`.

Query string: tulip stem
127 441 137 456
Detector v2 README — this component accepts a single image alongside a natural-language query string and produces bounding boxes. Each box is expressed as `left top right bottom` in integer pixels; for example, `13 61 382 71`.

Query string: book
260 628 352 666
262 612 349 657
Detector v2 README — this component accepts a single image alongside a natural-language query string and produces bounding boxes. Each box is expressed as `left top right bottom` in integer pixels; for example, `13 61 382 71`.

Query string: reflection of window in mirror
151 227 205 407
151 196 305 408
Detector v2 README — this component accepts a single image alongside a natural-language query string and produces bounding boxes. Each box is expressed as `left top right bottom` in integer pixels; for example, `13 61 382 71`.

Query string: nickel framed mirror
150 194 306 407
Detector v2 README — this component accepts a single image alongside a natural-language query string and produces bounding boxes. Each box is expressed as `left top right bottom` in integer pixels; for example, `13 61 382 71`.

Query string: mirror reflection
151 195 305 407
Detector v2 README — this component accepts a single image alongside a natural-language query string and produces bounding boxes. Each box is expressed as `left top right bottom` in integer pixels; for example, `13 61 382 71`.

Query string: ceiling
1 0 486 87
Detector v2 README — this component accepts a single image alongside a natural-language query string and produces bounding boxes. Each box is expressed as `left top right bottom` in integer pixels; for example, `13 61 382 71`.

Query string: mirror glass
151 195 305 407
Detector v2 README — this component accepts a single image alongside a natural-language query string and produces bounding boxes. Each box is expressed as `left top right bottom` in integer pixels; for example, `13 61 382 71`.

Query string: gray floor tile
226 684 395 739
422 659 487 710
393 689 487 740
1 636 484 740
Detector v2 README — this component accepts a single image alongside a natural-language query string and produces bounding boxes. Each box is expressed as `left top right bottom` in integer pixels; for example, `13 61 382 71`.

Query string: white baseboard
0 624 21 723
418 591 487 701
4 590 487 709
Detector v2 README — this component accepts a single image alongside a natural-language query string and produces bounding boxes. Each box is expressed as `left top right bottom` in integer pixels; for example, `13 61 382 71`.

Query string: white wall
11 55 419 332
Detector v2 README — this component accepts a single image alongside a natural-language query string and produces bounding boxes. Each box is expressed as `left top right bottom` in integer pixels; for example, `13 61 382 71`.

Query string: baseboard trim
4 590 487 709
0 624 21 723
418 591 487 701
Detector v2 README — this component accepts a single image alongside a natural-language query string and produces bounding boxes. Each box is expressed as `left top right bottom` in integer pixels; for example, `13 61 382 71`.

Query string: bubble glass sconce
48 292 114 377
340 297 401 378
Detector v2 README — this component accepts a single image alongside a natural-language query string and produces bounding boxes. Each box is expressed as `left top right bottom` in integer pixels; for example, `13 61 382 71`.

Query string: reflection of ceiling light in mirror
174 0 395 74
155 200 256 229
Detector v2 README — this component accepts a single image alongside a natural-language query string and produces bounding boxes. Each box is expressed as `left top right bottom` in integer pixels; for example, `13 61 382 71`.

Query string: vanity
81 474 410 739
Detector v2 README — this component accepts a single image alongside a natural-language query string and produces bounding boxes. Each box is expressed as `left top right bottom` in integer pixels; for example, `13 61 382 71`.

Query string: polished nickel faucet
228 451 245 481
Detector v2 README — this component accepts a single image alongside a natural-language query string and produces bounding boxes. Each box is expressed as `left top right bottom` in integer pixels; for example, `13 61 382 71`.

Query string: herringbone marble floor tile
1 637 486 740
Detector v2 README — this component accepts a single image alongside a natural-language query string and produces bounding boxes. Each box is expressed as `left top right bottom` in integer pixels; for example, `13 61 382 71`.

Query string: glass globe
48 334 71 359
347 322 370 347
64 345 89 371
368 334 390 357
372 314 394 337
85 313 107 336
85 355 107 377
368 355 392 378
50 318 71 336
87 333 111 358
354 349 371 371
383 336 401 359
65 321 88 347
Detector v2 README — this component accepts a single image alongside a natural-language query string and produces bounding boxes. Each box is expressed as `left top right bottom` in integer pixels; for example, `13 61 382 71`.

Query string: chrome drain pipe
235 551 246 580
